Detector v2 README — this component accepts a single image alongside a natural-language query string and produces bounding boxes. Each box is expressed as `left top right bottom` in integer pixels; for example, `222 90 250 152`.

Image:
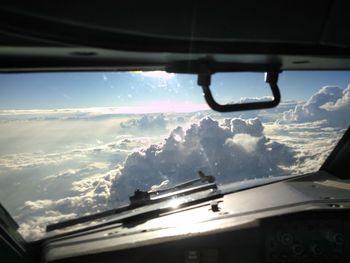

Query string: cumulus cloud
224 118 264 137
109 117 295 204
283 85 350 127
228 133 260 153
322 85 350 112
120 114 167 131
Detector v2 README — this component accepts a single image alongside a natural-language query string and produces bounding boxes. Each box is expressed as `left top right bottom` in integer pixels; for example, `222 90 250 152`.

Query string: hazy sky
0 70 349 110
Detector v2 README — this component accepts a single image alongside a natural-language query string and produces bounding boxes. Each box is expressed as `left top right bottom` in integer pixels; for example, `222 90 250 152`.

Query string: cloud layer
2 84 349 242
15 168 117 241
120 114 167 131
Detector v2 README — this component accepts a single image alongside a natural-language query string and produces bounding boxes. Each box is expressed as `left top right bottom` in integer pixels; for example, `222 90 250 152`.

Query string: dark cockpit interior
1 1 350 263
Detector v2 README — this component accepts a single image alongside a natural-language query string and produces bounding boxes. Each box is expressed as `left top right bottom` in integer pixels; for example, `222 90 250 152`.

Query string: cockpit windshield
0 70 349 241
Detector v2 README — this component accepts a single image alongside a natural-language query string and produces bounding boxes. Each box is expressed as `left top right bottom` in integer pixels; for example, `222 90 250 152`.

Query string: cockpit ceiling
1 0 350 47
0 0 350 71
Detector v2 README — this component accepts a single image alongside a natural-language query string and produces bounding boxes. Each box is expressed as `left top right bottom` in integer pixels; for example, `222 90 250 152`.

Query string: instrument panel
264 213 347 263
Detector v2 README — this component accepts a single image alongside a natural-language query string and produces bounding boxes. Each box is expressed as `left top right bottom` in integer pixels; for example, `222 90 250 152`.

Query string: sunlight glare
140 71 175 80
168 198 182 209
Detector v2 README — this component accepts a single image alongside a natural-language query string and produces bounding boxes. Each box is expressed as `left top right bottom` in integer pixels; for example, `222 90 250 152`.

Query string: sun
140 71 175 80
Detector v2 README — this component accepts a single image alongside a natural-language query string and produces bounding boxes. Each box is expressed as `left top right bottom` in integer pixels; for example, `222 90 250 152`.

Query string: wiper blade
150 171 215 195
130 171 216 206
46 171 217 232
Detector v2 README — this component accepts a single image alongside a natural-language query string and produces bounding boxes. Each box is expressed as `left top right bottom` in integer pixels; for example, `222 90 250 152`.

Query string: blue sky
0 70 349 110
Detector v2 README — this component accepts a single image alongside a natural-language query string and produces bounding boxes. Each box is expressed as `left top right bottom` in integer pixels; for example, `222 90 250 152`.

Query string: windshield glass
0 71 349 241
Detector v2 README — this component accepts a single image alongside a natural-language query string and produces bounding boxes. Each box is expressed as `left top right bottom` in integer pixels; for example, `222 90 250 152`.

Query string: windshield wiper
150 171 215 194
46 171 217 232
130 171 216 206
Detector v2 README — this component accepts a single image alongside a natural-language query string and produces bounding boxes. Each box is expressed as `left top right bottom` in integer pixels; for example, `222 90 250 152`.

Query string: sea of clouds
0 85 349 241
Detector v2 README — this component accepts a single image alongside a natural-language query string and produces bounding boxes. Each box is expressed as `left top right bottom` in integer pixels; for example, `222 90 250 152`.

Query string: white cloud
322 85 350 111
228 118 264 137
17 211 77 241
228 133 260 153
15 168 118 241
264 121 345 174
0 108 118 122
239 96 273 103
0 107 201 122
282 85 350 127
120 114 167 131
0 144 127 170
218 99 298 122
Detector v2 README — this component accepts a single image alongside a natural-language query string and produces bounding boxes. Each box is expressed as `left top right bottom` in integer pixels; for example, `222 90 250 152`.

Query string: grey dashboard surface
44 171 350 261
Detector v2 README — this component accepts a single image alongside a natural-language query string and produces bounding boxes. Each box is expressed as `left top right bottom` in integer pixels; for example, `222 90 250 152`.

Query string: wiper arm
46 171 217 232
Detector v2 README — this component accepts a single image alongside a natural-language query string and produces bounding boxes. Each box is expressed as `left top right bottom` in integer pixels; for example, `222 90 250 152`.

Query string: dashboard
46 211 350 263
44 172 350 263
